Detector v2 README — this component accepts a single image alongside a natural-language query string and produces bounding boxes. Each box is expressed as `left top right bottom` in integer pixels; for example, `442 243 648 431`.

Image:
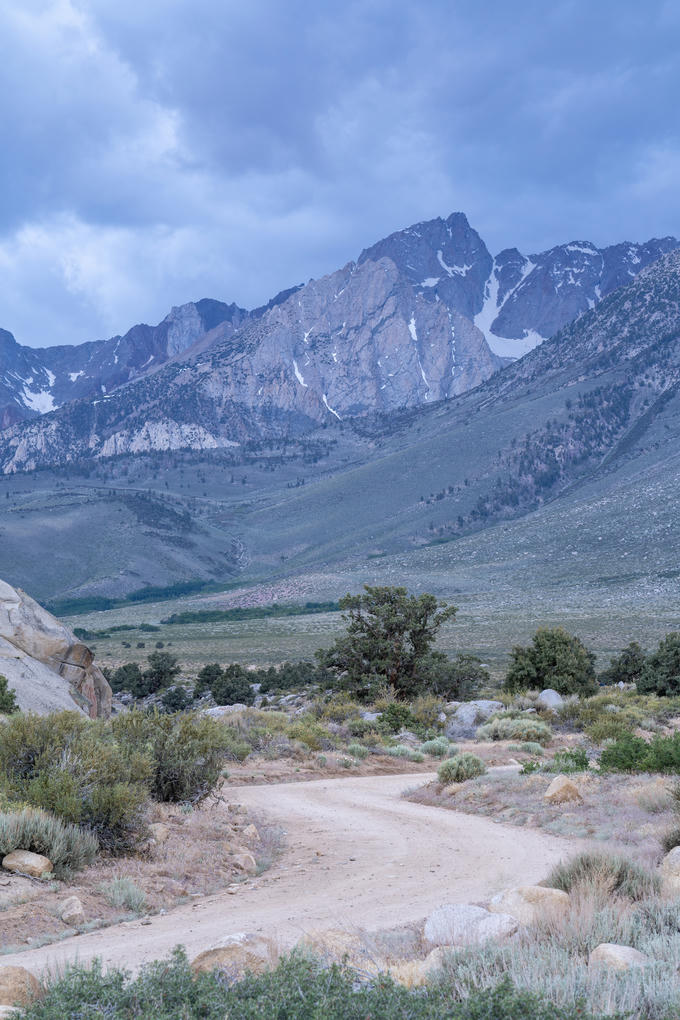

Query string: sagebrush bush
99 876 147 913
347 743 370 759
545 852 660 901
21 948 603 1020
420 737 455 758
543 748 589 774
438 753 486 784
111 709 230 803
0 806 98 877
476 715 552 746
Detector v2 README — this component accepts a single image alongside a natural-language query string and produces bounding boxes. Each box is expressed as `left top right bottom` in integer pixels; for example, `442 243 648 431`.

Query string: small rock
588 943 650 972
232 852 257 875
544 775 582 805
59 895 84 925
0 965 42 1006
242 824 260 843
2 850 53 878
360 711 381 722
489 886 570 925
191 934 276 978
424 903 519 947
536 689 563 710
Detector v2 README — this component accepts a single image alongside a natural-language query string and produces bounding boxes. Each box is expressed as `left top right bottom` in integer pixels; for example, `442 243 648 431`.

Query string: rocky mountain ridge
0 298 247 430
0 213 677 469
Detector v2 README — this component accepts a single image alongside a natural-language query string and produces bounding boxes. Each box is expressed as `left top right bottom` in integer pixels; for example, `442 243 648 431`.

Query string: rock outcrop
0 579 111 717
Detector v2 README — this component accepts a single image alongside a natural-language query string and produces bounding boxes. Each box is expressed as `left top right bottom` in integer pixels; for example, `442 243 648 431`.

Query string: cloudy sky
2 0 679 348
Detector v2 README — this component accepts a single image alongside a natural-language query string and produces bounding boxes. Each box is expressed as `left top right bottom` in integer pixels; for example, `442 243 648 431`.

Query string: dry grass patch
406 769 676 861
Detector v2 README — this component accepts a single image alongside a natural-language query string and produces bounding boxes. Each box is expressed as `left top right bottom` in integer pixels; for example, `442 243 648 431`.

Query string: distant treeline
47 580 214 616
161 601 340 626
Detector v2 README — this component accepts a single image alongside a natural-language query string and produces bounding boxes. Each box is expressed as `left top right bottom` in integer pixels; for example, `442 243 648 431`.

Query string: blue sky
1 0 679 348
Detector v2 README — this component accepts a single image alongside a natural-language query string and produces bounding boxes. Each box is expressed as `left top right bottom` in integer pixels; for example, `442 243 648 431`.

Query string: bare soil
406 769 675 866
3 771 583 979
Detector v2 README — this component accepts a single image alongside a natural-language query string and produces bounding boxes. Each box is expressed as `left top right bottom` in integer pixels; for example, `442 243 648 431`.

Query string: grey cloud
0 0 679 347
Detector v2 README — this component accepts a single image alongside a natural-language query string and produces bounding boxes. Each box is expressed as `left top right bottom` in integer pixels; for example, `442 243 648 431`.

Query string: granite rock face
0 578 111 716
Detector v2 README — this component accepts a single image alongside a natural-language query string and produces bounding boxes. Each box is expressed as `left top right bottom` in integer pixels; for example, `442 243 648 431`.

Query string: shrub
347 718 377 738
544 748 589 773
20 949 603 1020
160 685 193 712
599 731 680 774
416 652 489 701
409 693 445 730
438 753 486 784
347 743 370 759
0 712 151 855
545 852 660 901
476 715 552 746
380 702 417 734
0 674 18 714
286 719 334 752
99 877 147 913
111 710 230 804
600 641 646 686
196 663 255 706
0 806 97 877
420 737 455 758
143 652 181 694
384 744 412 758
637 632 680 696
520 742 544 756
505 628 597 697
108 662 144 695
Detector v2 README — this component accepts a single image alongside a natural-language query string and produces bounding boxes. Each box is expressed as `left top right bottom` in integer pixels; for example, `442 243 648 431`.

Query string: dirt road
6 772 581 977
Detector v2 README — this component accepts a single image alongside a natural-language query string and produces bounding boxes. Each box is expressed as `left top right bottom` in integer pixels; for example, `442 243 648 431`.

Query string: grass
98 877 148 913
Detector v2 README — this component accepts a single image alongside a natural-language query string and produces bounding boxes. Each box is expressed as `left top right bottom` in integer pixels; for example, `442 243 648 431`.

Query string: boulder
544 775 582 805
0 965 42 1006
659 846 680 894
489 885 569 925
424 903 519 947
588 943 650 972
191 933 276 978
445 700 503 739
2 850 52 878
203 704 248 717
0 579 111 717
232 852 257 874
537 689 563 710
59 895 84 925
360 711 381 722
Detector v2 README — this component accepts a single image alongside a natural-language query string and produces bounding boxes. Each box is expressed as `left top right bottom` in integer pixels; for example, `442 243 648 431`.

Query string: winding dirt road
7 772 581 977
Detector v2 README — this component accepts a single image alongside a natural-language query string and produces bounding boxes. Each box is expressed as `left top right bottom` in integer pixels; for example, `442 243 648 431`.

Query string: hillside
1 250 680 605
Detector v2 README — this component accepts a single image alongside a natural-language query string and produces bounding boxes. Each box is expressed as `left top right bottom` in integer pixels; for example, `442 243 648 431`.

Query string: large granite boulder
0 579 111 717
